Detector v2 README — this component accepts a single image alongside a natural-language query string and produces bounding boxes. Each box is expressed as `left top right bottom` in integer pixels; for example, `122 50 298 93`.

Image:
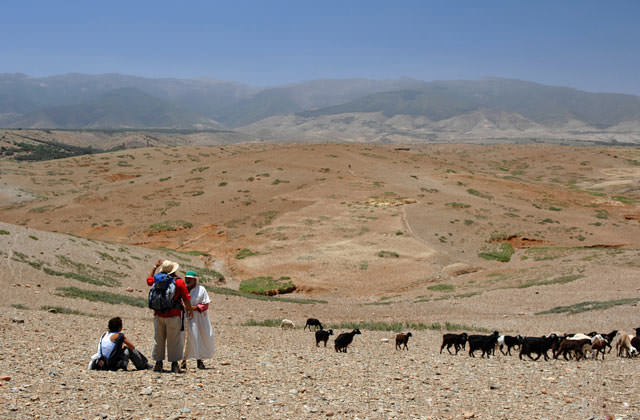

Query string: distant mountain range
1 73 639 142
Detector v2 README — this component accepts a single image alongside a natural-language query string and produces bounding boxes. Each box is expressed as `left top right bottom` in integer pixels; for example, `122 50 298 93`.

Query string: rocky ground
2 295 640 420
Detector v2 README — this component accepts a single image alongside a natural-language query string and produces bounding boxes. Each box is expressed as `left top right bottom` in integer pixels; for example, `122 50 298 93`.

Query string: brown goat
554 338 592 361
395 332 412 350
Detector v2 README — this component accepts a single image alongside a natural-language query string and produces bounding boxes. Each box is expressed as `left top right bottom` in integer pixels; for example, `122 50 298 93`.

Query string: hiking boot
153 361 163 372
171 361 182 373
197 360 205 369
180 360 187 370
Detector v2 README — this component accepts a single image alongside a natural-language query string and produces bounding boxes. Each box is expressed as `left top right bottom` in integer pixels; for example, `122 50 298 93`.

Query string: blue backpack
148 273 181 312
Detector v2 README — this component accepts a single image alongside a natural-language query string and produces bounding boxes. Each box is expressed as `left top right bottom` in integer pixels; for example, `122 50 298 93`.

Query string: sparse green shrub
0 230 9 235
218 181 227 186
377 250 399 258
467 188 492 199
56 287 146 307
446 202 471 208
478 242 515 262
41 305 86 316
236 248 257 259
242 319 282 327
205 286 326 304
147 220 193 233
239 276 295 295
536 298 640 315
428 284 455 292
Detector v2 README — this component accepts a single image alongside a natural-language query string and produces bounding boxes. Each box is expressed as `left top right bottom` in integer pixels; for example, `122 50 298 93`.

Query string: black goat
468 331 500 358
395 332 412 350
304 318 323 331
440 333 468 355
519 334 560 361
498 335 523 356
334 329 361 353
315 329 333 347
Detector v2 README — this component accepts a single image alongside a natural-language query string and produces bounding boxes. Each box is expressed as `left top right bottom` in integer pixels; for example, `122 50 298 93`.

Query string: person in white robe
181 271 215 369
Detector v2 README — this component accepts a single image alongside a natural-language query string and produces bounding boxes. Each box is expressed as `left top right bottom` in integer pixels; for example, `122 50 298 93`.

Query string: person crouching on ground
181 271 215 370
147 259 193 373
89 317 151 371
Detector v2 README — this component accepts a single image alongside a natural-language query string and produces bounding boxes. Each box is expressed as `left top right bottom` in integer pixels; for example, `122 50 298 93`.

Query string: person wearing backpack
147 259 194 373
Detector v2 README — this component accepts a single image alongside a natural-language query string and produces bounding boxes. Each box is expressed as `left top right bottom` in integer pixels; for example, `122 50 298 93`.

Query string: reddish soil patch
490 235 544 249
105 173 138 182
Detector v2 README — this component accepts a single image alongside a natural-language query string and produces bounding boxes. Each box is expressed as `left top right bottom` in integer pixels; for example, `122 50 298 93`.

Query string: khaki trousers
152 316 184 362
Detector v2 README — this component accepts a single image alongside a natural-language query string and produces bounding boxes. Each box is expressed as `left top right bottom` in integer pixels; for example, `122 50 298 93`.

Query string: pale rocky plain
1 136 640 419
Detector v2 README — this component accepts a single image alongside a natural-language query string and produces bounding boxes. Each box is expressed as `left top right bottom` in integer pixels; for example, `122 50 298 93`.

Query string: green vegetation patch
478 242 515 262
41 305 88 316
235 248 257 259
467 188 492 200
328 320 490 333
536 298 640 315
516 274 583 289
377 250 399 258
206 286 326 304
239 276 295 295
147 220 193 234
0 230 9 235
55 287 146 307
241 319 282 327
43 267 120 287
445 202 471 208
427 284 455 292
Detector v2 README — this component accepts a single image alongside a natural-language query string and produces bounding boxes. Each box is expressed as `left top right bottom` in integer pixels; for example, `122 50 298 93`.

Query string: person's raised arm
123 335 135 351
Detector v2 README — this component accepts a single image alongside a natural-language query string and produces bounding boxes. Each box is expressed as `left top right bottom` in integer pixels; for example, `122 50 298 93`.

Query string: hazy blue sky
2 0 639 94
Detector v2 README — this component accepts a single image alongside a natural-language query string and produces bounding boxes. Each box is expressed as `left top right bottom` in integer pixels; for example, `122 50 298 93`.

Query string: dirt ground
1 142 640 419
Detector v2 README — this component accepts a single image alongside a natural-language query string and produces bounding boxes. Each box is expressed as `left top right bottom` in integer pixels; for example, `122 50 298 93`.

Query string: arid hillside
2 143 640 420
1 142 640 301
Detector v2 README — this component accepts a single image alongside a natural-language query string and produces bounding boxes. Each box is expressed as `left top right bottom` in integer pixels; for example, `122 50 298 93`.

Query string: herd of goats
285 318 640 361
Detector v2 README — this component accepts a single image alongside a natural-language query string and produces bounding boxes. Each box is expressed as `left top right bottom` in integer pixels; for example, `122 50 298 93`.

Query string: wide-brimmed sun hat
185 270 197 278
160 260 179 274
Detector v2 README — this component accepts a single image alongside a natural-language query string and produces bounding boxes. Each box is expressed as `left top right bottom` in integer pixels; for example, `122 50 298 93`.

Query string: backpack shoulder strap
98 332 107 357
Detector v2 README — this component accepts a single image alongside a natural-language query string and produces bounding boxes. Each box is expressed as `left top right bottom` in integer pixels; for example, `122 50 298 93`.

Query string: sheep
304 318 323 331
334 329 361 353
498 335 523 356
315 329 333 347
519 334 560 361
395 332 412 351
553 338 592 361
615 334 638 358
468 331 500 358
280 319 295 329
440 333 468 355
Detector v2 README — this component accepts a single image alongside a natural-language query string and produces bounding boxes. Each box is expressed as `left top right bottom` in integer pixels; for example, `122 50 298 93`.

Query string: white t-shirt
99 332 119 359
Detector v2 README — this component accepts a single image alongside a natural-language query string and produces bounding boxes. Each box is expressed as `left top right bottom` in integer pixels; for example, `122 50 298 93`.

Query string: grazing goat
587 330 618 353
468 331 500 358
440 333 468 355
519 334 560 361
304 318 323 331
334 329 361 353
554 338 592 361
280 319 295 329
615 334 638 358
591 335 608 360
315 329 333 347
498 335 523 356
395 332 412 350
